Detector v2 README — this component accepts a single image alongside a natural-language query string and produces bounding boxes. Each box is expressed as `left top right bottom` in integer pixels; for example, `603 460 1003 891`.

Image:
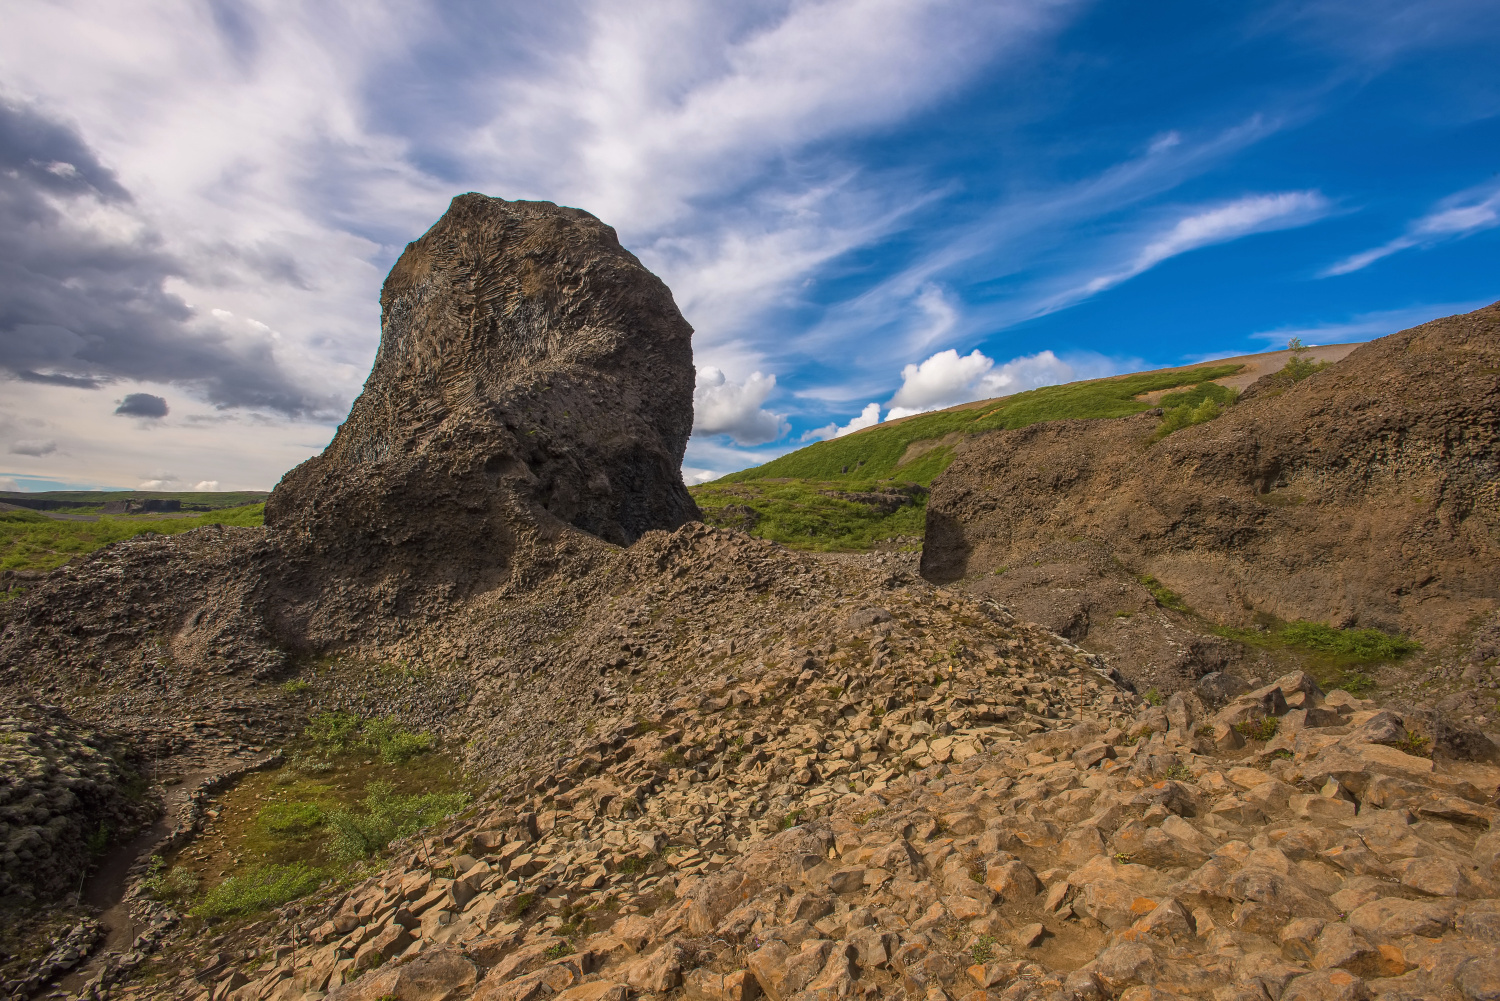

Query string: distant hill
0 490 268 513
688 343 1355 550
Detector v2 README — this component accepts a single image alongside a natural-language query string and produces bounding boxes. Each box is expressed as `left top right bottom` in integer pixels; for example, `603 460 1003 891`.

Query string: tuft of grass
280 679 312 695
0 503 266 574
1212 620 1415 695
1139 575 1189 613
1395 731 1431 757
1235 716 1279 742
192 862 323 918
510 892 535 917
775 809 805 831
256 802 324 835
543 942 572 961
1276 622 1420 662
324 781 468 864
971 934 996 965
1163 763 1193 781
1143 688 1163 707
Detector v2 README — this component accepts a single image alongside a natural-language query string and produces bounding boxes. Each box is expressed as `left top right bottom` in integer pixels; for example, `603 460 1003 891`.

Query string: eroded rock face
922 301 1500 693
267 194 699 577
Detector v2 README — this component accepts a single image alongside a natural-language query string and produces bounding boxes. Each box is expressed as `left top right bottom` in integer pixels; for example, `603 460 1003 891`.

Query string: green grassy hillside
0 503 265 576
689 362 1245 550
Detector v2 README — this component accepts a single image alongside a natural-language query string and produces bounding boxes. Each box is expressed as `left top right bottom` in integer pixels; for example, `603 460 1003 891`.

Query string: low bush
324 781 468 863
305 712 435 764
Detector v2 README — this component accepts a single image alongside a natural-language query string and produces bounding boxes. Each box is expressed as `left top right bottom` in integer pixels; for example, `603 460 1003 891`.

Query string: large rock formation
267 194 699 584
923 301 1500 693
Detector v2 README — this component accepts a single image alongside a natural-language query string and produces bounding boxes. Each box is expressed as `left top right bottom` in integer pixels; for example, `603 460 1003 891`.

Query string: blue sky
0 0 1496 490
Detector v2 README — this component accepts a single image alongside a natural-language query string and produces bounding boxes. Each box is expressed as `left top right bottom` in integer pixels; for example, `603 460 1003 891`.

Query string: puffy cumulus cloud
193 480 220 491
0 97 337 418
803 402 882 442
885 348 1083 419
9 440 57 457
693 367 789 446
114 393 169 419
1323 180 1500 276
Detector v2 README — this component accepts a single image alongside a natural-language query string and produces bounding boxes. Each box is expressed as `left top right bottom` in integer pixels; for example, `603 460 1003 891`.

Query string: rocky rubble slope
108 588 1500 1001
921 301 1500 706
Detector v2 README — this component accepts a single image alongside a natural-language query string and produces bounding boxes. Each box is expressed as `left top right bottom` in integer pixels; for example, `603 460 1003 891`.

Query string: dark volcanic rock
267 194 699 576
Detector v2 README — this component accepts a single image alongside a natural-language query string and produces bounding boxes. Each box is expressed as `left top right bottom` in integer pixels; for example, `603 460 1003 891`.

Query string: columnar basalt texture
266 194 700 584
923 301 1500 683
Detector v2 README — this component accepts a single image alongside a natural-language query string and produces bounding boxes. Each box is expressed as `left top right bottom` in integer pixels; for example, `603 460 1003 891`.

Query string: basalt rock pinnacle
267 193 700 581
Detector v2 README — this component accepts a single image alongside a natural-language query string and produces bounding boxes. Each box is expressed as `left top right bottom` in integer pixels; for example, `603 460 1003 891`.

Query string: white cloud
0 477 20 491
9 440 57 457
0 0 1081 487
193 480 220 491
692 367 789 446
1067 191 1332 302
885 347 1097 419
1323 181 1500 276
803 402 882 442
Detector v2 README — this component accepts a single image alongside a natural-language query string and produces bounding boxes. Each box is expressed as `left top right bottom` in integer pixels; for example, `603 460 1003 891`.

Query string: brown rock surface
922 301 1500 706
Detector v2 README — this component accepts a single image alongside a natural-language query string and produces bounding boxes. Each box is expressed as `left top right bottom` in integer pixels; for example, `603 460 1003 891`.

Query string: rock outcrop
267 194 699 581
922 301 1500 698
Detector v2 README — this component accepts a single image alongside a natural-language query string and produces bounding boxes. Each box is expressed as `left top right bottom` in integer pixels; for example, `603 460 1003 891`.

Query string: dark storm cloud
114 393 169 418
0 98 336 417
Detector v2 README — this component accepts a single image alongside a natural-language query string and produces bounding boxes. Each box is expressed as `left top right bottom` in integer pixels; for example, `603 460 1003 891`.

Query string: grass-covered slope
1 502 265 575
721 363 1243 486
689 362 1244 550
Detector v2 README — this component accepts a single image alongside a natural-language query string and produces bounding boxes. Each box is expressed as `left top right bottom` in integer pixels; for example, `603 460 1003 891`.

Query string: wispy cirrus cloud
1050 191 1334 309
1323 181 1500 276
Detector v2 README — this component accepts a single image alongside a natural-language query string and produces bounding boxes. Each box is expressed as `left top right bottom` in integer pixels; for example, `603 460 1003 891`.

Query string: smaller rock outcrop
923 301 1500 697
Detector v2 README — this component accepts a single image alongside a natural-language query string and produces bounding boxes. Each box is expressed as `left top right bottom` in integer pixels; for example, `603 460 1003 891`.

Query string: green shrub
305 712 434 764
1143 689 1163 707
280 679 312 694
324 781 468 863
306 711 362 752
193 862 323 918
1154 382 1237 439
363 716 435 764
141 856 199 902
971 934 996 965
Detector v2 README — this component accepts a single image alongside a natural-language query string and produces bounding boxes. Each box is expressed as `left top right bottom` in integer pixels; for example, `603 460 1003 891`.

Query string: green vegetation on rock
0 503 265 574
